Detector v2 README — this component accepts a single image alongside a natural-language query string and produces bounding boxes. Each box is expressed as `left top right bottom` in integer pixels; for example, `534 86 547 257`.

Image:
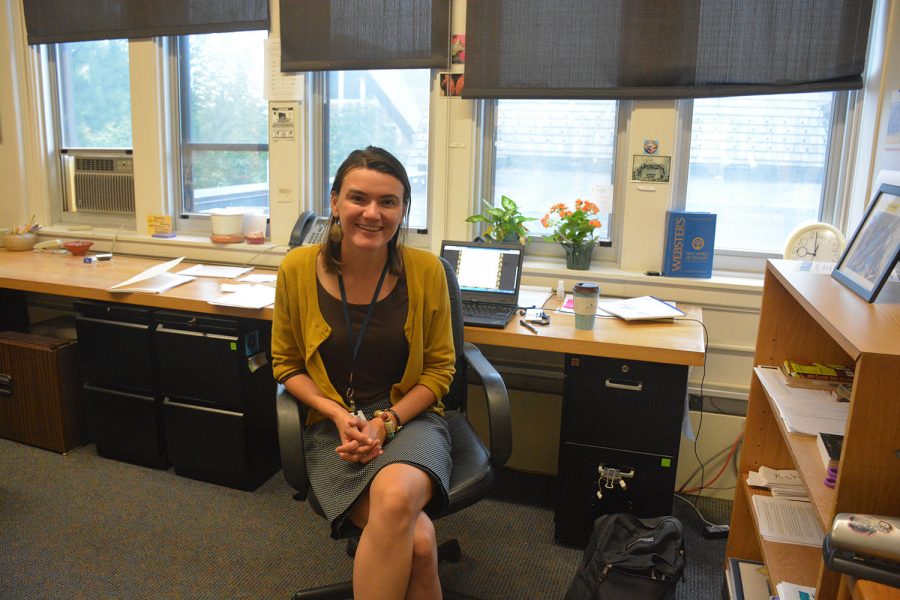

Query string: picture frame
631 155 671 183
831 182 900 302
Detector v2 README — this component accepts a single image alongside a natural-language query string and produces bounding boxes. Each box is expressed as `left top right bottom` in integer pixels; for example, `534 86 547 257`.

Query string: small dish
4 233 38 251
62 240 94 256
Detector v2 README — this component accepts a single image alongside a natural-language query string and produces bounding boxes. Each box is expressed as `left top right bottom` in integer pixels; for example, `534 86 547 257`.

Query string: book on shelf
662 211 716 278
816 432 843 470
725 557 772 600
781 360 854 386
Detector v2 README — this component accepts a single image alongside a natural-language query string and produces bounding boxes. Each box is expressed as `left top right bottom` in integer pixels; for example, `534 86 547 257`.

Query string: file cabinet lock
595 464 635 499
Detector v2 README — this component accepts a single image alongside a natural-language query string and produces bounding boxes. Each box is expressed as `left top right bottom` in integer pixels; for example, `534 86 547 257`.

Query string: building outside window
683 92 840 255
177 30 269 217
322 69 432 230
485 99 618 244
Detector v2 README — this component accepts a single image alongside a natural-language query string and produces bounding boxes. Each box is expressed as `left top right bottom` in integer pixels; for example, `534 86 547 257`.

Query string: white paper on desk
239 273 277 283
176 264 253 279
755 366 848 436
601 296 685 321
107 257 196 294
208 284 275 309
752 495 824 547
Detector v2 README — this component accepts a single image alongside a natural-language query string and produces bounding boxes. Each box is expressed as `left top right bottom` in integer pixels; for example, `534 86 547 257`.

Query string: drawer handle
0 373 11 396
604 378 643 392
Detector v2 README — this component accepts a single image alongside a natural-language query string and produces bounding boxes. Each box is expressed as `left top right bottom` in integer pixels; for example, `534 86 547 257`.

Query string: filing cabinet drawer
562 355 687 455
555 442 676 547
163 398 278 491
83 382 167 468
74 302 156 393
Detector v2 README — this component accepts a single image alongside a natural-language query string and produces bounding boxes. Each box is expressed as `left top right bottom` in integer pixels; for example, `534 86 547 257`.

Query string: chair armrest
462 342 512 468
276 384 310 499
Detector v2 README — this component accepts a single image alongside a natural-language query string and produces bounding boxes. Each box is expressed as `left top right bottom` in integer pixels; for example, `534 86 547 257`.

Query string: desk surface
0 249 278 320
465 301 705 366
1 249 704 366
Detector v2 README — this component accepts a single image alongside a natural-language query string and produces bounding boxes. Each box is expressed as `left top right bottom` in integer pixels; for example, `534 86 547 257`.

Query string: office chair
276 257 513 600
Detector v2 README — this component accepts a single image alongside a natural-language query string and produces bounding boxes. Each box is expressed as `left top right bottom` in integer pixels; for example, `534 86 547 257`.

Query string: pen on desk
519 319 539 334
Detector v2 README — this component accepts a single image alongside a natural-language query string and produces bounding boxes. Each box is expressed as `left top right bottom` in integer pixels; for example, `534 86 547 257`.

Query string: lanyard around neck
337 259 390 413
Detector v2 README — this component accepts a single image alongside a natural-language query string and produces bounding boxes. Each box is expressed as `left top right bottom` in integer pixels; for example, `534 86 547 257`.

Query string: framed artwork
631 155 671 182
832 182 900 302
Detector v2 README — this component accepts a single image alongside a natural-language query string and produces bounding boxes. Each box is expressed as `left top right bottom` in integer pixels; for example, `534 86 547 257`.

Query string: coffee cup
572 282 600 330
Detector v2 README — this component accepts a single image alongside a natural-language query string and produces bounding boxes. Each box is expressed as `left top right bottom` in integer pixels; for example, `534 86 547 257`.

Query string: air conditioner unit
63 153 135 214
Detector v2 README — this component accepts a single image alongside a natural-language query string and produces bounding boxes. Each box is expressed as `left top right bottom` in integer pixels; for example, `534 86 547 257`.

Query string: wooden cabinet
726 260 900 600
0 331 84 453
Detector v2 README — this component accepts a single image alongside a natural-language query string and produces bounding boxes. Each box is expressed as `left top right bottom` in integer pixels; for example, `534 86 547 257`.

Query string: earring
328 217 343 243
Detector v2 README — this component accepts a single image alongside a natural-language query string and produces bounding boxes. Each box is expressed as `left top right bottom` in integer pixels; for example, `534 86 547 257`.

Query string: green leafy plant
465 195 535 244
541 199 603 247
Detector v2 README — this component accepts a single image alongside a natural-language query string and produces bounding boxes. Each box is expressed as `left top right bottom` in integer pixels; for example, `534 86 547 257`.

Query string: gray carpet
0 438 730 599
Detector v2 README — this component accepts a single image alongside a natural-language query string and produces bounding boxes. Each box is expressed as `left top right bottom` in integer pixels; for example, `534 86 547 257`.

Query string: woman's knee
412 514 437 562
369 465 432 523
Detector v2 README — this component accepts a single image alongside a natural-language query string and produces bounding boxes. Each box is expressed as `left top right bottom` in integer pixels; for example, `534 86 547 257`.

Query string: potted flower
541 199 603 270
466 195 534 245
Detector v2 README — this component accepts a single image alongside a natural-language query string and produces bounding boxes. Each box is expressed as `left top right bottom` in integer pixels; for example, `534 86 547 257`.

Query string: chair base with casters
276 257 512 600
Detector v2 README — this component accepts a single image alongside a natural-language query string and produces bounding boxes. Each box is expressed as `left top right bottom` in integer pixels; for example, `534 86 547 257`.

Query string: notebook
440 240 525 329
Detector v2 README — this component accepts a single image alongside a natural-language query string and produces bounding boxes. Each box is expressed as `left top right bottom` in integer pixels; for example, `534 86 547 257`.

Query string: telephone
289 211 330 248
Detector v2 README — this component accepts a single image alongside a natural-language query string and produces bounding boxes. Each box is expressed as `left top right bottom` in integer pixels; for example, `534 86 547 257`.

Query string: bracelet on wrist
374 410 397 440
385 408 403 430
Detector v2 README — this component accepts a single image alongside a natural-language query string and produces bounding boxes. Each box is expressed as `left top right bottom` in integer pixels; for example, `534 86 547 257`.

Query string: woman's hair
321 146 411 275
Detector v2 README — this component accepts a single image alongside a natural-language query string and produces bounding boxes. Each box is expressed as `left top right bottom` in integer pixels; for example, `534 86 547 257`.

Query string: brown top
317 275 410 404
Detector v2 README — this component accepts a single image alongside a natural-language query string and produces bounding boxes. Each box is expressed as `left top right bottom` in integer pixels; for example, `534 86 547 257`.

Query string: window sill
36 227 289 269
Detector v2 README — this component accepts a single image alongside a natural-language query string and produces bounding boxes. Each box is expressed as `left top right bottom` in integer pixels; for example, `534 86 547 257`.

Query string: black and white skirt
303 397 452 539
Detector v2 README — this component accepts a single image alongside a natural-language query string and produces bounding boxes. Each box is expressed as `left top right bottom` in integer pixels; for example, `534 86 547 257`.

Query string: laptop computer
440 240 525 329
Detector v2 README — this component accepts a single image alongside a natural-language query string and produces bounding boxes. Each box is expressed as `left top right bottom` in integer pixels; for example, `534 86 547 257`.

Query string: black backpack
564 513 686 600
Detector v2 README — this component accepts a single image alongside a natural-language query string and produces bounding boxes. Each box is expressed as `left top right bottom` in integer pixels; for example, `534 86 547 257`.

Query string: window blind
24 0 269 45
279 0 450 72
463 0 873 100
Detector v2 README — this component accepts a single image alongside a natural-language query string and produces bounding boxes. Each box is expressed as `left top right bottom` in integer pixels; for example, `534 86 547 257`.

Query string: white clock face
783 224 846 262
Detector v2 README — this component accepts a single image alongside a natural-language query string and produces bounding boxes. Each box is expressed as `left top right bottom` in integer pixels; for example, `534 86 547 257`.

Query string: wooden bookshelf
726 260 900 600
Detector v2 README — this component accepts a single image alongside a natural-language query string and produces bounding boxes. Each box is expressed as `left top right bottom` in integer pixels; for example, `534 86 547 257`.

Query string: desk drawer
561 355 687 455
74 302 156 393
555 442 676 547
83 382 167 468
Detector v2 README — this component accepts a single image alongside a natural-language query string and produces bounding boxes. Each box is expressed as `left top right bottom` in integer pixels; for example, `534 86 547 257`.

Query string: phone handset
289 211 330 248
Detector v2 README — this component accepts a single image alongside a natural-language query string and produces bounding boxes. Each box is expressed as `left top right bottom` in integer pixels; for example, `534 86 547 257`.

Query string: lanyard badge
337 258 390 418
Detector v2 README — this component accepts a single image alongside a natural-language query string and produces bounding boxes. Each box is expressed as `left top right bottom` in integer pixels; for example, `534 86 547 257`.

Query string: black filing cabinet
74 301 167 468
154 310 278 491
555 354 688 546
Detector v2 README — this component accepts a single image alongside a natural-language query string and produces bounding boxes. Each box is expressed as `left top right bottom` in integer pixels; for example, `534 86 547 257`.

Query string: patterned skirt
303 397 452 539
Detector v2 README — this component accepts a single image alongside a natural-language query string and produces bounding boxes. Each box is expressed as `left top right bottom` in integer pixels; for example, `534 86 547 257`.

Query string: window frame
173 33 270 226
672 91 855 273
474 98 628 266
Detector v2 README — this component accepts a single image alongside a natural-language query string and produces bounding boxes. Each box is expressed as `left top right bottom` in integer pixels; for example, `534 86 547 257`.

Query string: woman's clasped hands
334 412 385 463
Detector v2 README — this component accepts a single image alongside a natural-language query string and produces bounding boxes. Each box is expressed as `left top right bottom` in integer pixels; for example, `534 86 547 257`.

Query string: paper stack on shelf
776 581 817 599
747 467 808 501
725 557 771 600
752 495 824 547
754 366 848 436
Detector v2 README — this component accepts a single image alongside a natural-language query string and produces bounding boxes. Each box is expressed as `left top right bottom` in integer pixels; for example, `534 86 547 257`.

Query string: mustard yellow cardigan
271 244 455 425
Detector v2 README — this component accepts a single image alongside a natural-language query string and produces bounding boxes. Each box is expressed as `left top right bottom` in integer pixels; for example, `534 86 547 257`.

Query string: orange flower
590 220 601 228
540 214 550 228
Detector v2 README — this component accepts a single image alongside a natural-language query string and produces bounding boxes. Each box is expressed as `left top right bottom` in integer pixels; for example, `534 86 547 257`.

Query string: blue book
662 211 716 278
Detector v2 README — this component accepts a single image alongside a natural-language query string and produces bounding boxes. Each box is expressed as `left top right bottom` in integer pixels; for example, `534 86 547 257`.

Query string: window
319 69 432 230
56 39 132 149
483 99 618 244
682 92 842 255
177 30 268 217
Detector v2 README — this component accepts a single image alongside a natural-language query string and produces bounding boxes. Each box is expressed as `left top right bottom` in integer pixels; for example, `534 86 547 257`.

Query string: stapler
33 239 67 253
823 513 900 588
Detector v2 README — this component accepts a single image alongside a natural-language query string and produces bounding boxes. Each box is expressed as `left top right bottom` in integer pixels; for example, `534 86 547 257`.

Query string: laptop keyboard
462 302 514 318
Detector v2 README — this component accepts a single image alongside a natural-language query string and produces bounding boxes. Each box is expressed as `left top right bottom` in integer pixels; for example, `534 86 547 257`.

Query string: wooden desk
464 303 705 367
0 249 276 320
1 250 706 367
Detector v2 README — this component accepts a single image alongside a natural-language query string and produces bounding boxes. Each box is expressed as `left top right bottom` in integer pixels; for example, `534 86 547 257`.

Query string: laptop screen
440 241 524 305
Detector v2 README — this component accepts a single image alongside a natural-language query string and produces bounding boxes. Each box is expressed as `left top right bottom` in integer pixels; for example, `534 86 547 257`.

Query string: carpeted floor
0 438 730 599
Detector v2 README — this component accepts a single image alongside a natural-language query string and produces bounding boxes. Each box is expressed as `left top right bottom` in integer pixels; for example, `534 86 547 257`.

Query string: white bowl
209 209 245 236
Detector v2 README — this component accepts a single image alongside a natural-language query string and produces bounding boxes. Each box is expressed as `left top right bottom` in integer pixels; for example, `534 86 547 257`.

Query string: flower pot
561 242 595 270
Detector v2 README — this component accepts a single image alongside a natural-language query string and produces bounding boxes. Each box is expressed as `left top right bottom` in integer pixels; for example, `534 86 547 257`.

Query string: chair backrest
438 256 468 413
